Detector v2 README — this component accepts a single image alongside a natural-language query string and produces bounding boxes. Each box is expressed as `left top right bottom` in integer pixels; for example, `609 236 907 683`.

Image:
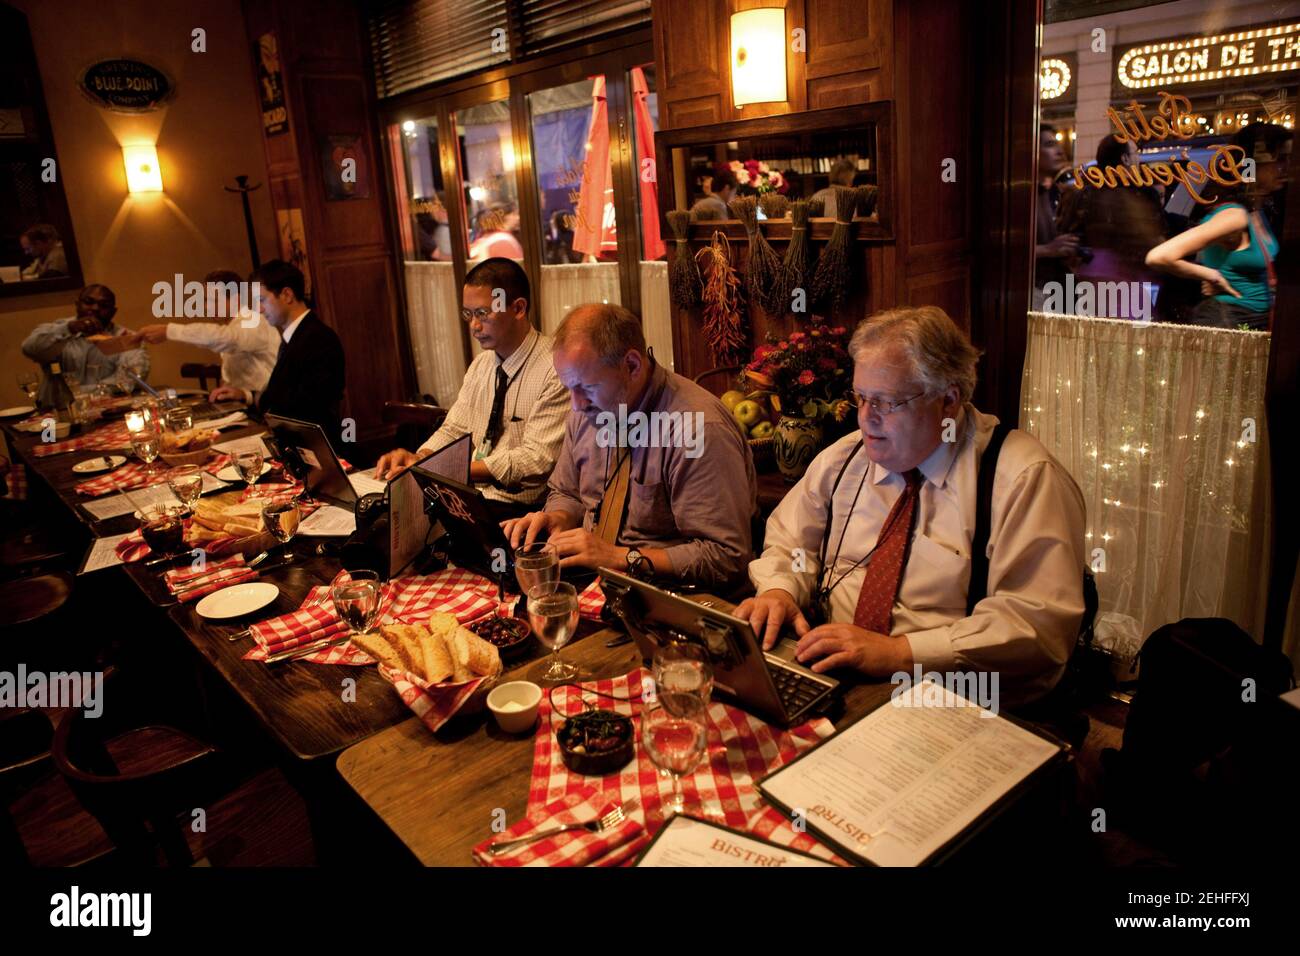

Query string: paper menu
759 681 1062 867
80 473 227 520
297 503 356 536
79 533 132 573
211 432 271 458
636 816 835 868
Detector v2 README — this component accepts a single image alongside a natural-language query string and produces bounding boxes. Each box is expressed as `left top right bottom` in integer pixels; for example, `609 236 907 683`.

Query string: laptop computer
600 568 839 727
408 464 514 580
263 413 357 509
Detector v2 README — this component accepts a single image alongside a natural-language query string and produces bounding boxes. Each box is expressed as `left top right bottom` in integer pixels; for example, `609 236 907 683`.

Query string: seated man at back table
21 284 149 407
135 269 281 402
210 259 346 446
738 306 1087 709
374 258 569 522
503 303 757 590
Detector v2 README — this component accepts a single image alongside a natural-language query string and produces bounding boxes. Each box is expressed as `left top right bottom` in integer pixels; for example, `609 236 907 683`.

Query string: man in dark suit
211 260 345 444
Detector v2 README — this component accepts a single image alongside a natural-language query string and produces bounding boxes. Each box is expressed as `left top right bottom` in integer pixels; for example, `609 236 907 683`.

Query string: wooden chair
692 365 742 397
180 363 222 393
383 400 447 452
0 708 53 865
51 668 232 866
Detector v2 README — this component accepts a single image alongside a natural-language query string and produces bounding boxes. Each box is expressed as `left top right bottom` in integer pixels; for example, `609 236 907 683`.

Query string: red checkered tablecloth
4 462 26 501
32 420 133 457
526 668 841 866
74 454 236 497
472 788 649 867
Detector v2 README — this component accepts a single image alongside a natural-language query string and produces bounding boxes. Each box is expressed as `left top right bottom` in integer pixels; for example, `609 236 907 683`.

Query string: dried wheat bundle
810 185 858 313
667 209 701 310
853 184 879 219
730 195 783 315
694 231 747 366
777 199 813 318
759 193 790 220
807 196 826 218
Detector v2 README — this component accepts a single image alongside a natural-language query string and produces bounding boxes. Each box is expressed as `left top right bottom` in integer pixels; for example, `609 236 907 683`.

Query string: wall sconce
730 7 787 108
122 144 163 193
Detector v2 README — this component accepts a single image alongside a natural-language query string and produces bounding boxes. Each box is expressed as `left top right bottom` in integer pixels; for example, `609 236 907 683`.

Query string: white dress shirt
166 309 281 394
279 310 309 344
420 327 569 506
749 405 1087 706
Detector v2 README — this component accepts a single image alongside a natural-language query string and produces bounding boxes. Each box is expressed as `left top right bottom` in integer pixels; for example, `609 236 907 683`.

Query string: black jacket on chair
257 311 346 446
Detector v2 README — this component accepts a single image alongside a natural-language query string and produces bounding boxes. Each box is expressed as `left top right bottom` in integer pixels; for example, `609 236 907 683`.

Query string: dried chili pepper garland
810 185 859 314
666 209 701 310
694 231 747 366
778 199 814 318
730 195 783 316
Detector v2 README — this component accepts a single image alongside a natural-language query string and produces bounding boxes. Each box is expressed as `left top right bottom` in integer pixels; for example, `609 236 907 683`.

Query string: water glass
235 450 264 494
261 496 301 562
331 569 382 638
167 464 203 509
641 697 709 817
527 581 579 683
514 542 559 598
165 406 194 433
653 640 714 712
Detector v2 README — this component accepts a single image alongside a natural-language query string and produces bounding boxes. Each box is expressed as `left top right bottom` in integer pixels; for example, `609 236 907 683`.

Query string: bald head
552 303 652 420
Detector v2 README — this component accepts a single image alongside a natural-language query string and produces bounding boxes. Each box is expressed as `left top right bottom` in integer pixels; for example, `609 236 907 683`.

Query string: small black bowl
468 615 533 663
557 709 634 776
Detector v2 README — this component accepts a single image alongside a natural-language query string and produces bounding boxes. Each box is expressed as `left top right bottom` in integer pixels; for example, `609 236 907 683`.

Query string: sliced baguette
451 625 501 678
350 631 404 670
416 628 454 684
379 624 420 674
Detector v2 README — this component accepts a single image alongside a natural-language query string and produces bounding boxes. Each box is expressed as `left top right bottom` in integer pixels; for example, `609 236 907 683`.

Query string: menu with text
636 815 834 868
760 681 1062 866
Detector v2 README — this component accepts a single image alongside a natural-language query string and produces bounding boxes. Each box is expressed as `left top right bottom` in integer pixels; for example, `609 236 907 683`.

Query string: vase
774 415 823 483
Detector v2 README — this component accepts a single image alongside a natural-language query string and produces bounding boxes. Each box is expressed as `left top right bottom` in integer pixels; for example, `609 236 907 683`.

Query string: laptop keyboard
769 663 829 715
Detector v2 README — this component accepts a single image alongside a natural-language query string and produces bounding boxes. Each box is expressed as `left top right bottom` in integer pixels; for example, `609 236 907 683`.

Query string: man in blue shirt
21 285 150 407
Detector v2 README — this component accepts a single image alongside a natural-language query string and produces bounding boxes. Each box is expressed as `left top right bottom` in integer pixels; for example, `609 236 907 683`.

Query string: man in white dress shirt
135 270 281 401
374 257 569 521
739 306 1087 707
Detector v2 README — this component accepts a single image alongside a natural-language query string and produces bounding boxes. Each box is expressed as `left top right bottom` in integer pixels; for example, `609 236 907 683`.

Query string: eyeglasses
848 390 928 416
460 307 494 323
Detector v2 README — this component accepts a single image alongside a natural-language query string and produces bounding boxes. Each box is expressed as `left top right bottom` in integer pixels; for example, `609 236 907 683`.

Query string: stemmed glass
331 569 382 640
165 406 193 433
130 420 163 479
527 581 579 683
261 495 301 564
514 542 559 598
235 450 264 497
16 370 39 406
653 640 714 713
166 464 203 512
641 695 709 818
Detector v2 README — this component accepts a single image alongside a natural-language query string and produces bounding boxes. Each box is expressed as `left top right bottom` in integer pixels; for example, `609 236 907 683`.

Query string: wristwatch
625 548 652 580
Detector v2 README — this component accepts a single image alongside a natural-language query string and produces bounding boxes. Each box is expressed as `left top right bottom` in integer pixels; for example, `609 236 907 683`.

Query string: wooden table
336 625 899 867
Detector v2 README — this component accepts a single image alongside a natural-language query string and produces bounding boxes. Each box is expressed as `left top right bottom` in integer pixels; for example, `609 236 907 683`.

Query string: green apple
720 389 746 411
750 421 774 439
733 400 764 429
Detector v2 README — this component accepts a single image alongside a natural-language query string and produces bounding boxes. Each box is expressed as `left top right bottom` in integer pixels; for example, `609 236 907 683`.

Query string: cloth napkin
114 522 246 563
471 787 649 867
32 421 133 457
163 555 257 603
577 577 606 621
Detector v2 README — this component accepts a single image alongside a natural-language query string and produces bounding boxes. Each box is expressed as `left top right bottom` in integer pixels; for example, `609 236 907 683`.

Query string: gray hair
848 306 981 403
554 303 647 367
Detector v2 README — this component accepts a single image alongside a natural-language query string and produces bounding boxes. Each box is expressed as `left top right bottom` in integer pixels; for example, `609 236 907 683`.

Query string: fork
487 800 636 855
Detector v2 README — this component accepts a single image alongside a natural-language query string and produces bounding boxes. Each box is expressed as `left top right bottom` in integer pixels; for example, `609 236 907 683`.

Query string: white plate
195 581 280 619
72 455 127 474
215 462 272 483
0 405 36 418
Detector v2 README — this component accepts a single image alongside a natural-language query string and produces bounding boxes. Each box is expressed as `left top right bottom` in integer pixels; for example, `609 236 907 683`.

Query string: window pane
392 116 450 262
454 100 524 262
528 76 618 263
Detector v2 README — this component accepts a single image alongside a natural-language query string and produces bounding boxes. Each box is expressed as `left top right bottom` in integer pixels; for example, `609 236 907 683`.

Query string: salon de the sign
1116 22 1300 91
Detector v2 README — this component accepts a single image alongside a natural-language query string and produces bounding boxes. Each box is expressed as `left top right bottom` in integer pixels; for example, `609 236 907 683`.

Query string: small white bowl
487 681 542 734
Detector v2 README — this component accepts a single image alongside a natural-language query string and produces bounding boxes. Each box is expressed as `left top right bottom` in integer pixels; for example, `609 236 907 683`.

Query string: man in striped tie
739 306 1086 708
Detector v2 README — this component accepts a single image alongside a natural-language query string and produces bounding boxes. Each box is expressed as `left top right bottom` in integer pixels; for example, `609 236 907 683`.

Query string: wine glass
16 370 39 405
331 569 382 640
166 464 203 511
653 640 714 712
139 504 187 558
235 450 264 496
514 542 559 598
130 422 162 479
165 406 193 433
527 581 579 683
261 495 301 563
641 696 709 818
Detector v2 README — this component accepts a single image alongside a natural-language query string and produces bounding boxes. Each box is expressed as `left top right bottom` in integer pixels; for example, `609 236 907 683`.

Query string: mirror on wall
0 3 83 297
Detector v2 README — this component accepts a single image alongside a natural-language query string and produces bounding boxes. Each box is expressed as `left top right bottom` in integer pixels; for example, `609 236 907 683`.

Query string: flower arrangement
743 324 854 421
730 159 788 195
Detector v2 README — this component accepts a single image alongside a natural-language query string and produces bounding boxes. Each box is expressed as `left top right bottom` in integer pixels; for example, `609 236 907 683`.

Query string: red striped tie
852 469 923 634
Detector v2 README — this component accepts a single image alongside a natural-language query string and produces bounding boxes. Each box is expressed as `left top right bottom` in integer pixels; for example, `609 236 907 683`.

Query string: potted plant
743 324 854 482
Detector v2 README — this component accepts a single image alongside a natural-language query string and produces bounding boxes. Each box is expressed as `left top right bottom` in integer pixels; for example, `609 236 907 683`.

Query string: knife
266 633 353 664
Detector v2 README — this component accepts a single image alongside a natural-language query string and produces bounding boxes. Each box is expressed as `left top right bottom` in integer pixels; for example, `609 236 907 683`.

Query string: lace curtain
1020 312 1287 660
403 260 677 409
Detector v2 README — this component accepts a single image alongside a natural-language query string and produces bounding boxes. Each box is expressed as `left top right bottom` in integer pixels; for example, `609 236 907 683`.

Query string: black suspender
966 421 1013 615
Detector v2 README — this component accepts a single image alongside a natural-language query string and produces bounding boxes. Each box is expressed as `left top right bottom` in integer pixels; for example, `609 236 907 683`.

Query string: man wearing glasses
374 257 568 521
738 306 1086 707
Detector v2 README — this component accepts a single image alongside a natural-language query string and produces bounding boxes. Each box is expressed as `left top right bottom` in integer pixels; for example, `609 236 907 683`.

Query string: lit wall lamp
730 7 787 108
122 144 163 193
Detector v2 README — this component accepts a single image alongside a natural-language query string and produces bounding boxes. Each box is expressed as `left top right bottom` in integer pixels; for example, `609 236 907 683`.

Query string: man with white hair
739 306 1086 707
